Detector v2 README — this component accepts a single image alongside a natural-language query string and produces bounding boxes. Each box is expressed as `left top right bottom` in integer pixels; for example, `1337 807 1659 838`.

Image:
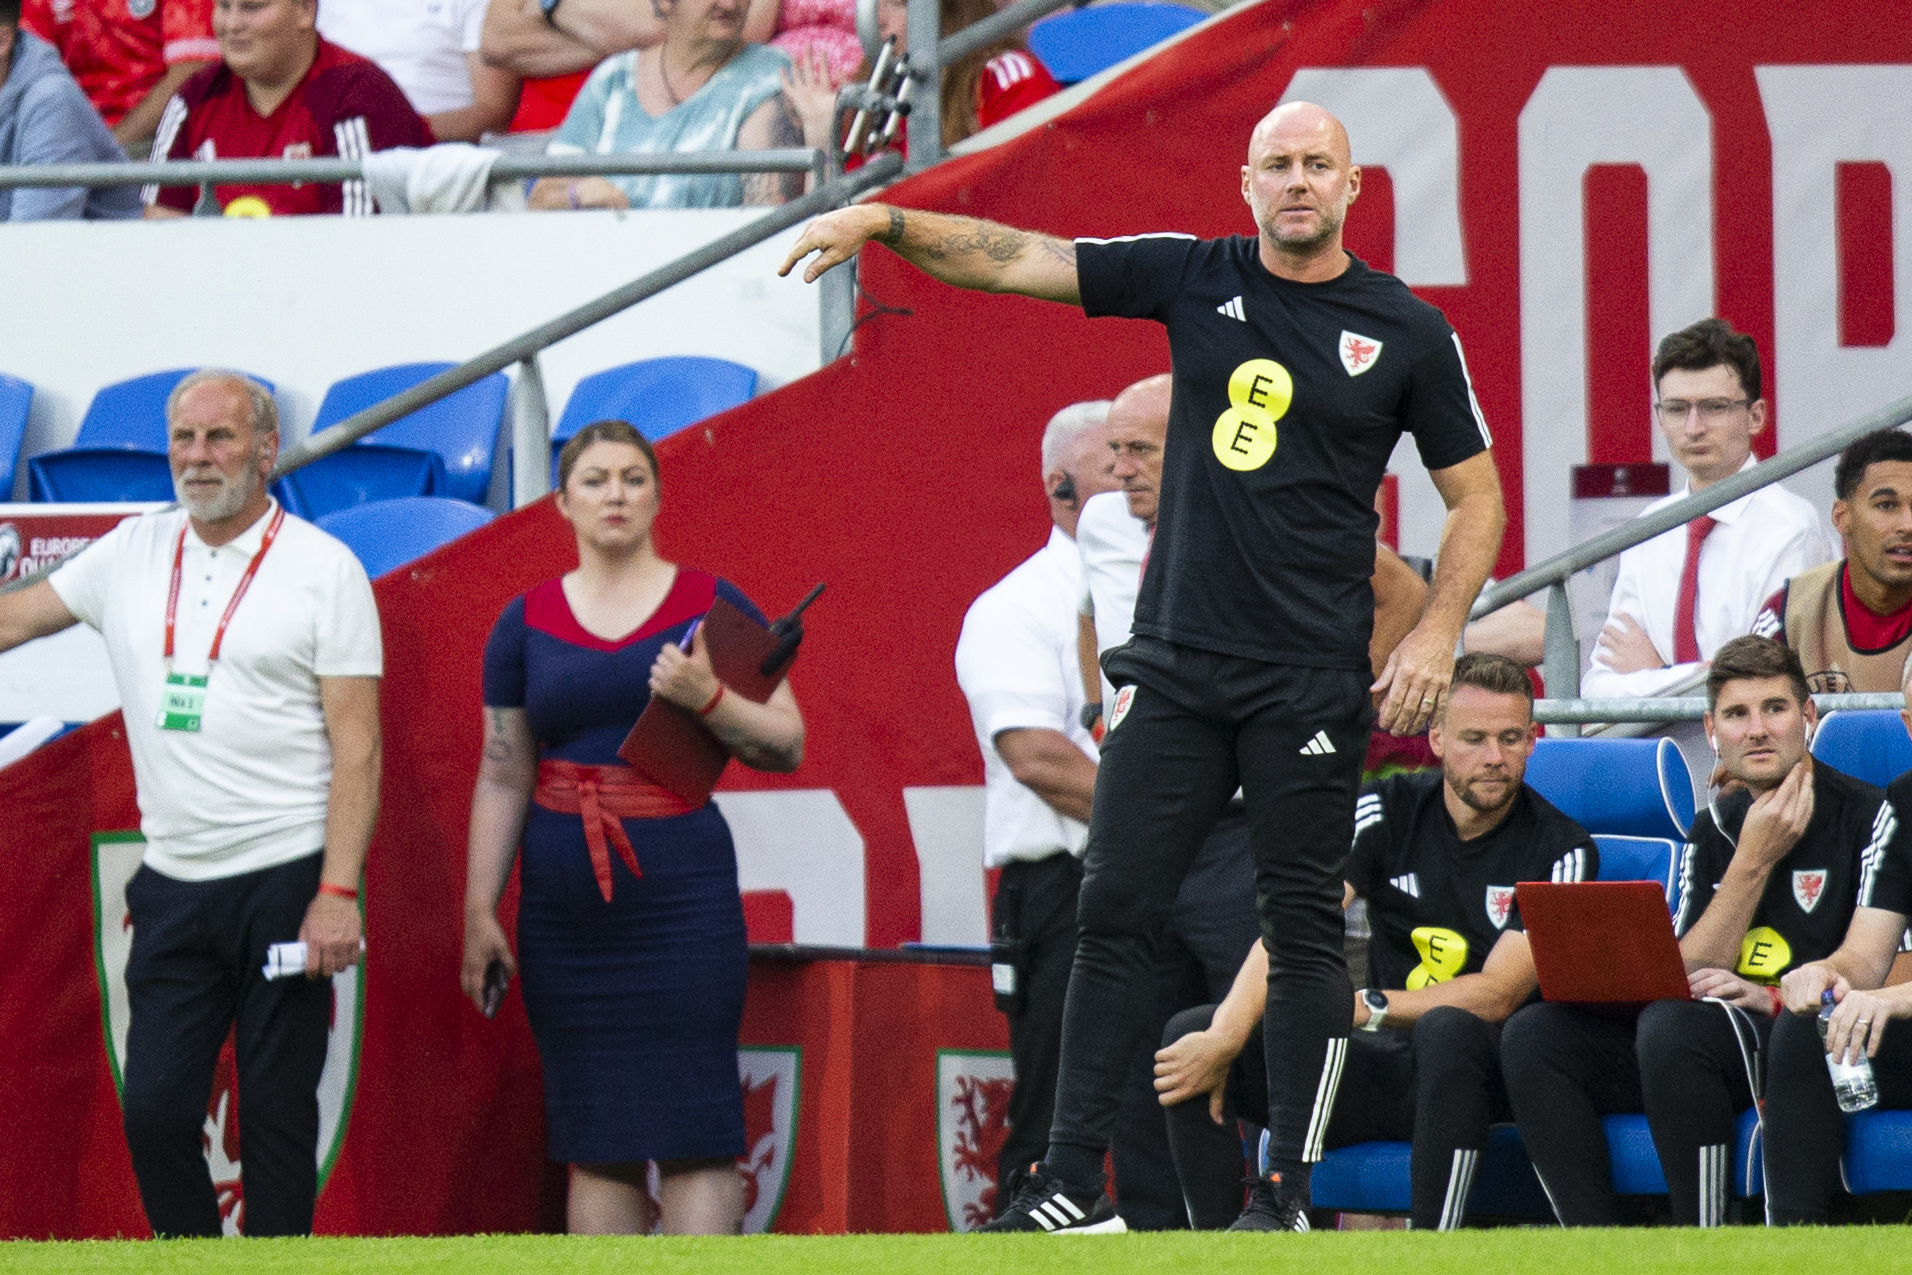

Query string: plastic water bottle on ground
1820 989 1880 1113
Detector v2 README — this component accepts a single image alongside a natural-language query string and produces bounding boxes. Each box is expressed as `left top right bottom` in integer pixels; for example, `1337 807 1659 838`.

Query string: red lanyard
163 505 286 667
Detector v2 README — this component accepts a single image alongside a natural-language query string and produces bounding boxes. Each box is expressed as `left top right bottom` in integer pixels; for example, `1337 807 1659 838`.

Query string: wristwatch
540 0 563 28
1080 701 1103 730
1359 988 1389 1032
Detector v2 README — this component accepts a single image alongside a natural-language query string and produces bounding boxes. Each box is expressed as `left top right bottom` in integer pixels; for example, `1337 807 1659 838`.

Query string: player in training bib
782 100 1504 1233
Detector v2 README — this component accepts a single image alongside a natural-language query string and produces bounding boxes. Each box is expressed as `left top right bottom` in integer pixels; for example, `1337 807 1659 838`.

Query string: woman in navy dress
461 420 805 1235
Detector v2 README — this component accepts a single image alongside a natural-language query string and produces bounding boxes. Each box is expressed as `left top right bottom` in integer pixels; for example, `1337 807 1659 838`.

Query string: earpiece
1052 474 1078 505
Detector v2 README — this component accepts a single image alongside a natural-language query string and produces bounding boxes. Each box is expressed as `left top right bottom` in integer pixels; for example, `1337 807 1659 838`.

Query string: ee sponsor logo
1407 925 1467 989
1211 358 1291 472
1736 925 1793 983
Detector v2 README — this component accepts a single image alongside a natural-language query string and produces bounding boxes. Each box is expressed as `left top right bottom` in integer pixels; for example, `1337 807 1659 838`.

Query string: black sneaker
1228 1171 1311 1233
975 1162 1127 1234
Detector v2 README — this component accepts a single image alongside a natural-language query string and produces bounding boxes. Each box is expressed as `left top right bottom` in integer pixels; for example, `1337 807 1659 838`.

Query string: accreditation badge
157 672 208 732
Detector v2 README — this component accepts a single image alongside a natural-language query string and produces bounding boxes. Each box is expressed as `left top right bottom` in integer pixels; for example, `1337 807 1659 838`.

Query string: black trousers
1501 999 1768 1227
1163 1002 1509 1230
993 815 1261 1228
1764 1012 1912 1223
1049 638 1369 1195
122 853 333 1238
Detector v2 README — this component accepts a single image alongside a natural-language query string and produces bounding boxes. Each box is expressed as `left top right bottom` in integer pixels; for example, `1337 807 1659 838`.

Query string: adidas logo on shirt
1217 295 1246 321
1390 873 1421 898
1299 730 1336 756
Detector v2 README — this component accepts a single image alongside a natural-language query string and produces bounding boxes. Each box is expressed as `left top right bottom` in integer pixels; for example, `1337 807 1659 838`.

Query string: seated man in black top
1502 635 1890 1228
1153 653 1596 1231
1765 716 1912 1224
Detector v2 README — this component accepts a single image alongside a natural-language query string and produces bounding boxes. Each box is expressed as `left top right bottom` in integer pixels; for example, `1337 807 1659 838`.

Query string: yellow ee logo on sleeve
1407 926 1469 989
1735 926 1793 984
1211 358 1292 471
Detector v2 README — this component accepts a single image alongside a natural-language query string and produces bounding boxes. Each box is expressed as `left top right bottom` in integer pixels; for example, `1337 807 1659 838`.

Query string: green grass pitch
4 1229 1911 1274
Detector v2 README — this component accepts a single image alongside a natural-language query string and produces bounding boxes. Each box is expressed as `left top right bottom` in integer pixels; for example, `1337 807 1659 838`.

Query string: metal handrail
0 149 827 190
1535 692 1905 726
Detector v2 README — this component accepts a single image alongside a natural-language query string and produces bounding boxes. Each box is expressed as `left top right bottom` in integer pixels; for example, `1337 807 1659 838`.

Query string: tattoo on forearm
483 708 514 762
1035 236 1077 267
876 206 906 245
921 217 1029 263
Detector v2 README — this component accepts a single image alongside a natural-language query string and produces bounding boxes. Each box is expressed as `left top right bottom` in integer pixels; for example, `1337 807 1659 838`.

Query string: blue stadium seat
1811 709 1912 788
1844 1110 1912 1194
314 496 494 580
278 363 507 518
547 357 758 484
1593 834 1682 915
0 375 32 500
1027 2 1205 84
1305 1125 1553 1221
1526 736 1693 840
29 368 274 503
1603 1106 1761 1199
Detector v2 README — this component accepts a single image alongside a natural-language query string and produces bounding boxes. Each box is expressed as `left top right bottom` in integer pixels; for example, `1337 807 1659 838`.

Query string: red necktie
1672 515 1718 664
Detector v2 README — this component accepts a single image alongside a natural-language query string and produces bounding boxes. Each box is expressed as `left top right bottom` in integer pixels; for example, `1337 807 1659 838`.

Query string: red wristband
697 684 727 717
1767 985 1783 1017
319 882 359 902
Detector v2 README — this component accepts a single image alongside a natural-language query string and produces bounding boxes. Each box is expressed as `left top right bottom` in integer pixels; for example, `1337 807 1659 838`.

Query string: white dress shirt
318 0 488 116
1584 456 1830 699
50 503 383 879
1076 491 1151 704
955 527 1099 869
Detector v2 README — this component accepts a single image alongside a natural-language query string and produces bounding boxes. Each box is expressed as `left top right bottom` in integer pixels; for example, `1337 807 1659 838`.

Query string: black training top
1674 762 1890 983
1861 772 1912 927
1347 770 1598 992
1075 235 1492 670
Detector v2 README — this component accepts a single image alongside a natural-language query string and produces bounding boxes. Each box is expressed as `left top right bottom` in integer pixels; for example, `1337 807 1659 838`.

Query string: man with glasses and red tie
1583 319 1828 701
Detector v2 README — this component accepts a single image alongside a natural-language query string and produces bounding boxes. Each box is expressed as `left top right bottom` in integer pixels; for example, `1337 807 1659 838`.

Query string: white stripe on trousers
1698 1143 1727 1227
1438 1148 1481 1231
1303 1037 1349 1162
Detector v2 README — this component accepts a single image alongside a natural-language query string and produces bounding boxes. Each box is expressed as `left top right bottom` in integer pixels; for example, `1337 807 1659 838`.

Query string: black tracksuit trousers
1763 1011 1912 1223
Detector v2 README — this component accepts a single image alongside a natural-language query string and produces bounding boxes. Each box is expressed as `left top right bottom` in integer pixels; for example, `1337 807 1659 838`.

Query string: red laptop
1517 881 1693 1004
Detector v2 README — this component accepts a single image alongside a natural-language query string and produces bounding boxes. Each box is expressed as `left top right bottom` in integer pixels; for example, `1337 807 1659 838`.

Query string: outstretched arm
779 203 1081 304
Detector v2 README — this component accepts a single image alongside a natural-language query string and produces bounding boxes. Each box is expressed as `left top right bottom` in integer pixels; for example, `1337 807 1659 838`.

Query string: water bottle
1820 990 1881 1113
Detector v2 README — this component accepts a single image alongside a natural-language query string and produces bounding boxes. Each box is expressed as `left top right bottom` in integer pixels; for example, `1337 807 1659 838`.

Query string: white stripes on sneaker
1698 1143 1728 1228
1303 1037 1349 1162
1299 730 1337 756
1028 1191 1086 1232
1437 1148 1481 1231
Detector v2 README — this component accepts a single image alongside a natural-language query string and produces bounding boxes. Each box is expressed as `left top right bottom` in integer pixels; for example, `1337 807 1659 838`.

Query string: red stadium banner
3 0 1910 1237
0 504 161 584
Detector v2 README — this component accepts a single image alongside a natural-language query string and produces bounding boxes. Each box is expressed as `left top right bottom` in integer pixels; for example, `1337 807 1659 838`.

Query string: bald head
1242 100 1360 278
1107 373 1171 525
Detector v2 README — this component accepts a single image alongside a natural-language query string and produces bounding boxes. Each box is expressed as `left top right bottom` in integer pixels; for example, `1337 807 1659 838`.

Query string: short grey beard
175 463 259 522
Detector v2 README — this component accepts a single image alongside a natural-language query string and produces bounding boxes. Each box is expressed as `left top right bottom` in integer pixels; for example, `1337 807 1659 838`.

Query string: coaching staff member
0 370 380 1236
1503 636 1888 1228
785 100 1504 1232
1155 654 1595 1231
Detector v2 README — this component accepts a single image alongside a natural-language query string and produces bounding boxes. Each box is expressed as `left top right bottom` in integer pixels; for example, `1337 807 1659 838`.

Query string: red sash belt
534 760 697 903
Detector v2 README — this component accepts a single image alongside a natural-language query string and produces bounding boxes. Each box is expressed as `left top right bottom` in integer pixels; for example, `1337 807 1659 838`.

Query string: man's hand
462 905 519 1012
1154 1026 1239 1124
1371 622 1455 737
1594 612 1667 675
299 890 363 978
649 625 721 712
1781 962 1847 1016
1689 967 1776 1015
780 205 891 283
1823 986 1898 1064
1738 755 1816 871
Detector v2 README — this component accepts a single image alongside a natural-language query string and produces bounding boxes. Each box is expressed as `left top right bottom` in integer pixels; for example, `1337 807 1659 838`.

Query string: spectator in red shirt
21 0 217 152
146 0 430 217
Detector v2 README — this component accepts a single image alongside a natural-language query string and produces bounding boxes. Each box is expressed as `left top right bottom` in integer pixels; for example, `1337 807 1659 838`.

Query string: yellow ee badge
224 196 273 219
1407 926 1468 989
1211 358 1292 471
1735 926 1793 984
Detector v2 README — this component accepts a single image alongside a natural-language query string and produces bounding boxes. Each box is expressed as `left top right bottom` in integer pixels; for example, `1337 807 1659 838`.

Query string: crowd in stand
0 0 1073 220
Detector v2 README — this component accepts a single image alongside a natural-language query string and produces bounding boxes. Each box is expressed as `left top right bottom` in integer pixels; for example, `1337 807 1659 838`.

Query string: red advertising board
0 504 159 584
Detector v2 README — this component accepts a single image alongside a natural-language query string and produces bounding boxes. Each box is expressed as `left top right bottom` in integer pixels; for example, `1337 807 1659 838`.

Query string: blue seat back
1027 2 1205 84
1604 1106 1760 1198
1593 834 1681 915
275 447 444 520
550 357 758 482
28 451 177 502
74 369 199 452
1306 1126 1553 1221
1844 1110 1912 1194
315 496 494 580
1811 709 1912 789
1526 736 1693 840
0 375 32 498
310 363 507 506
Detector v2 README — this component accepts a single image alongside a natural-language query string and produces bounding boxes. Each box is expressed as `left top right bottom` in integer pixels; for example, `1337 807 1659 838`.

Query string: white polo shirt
50 502 383 881
1075 490 1150 704
955 526 1099 869
318 0 488 116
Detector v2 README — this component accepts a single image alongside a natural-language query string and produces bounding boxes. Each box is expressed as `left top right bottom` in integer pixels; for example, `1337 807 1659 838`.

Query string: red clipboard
1517 881 1694 1004
617 597 785 804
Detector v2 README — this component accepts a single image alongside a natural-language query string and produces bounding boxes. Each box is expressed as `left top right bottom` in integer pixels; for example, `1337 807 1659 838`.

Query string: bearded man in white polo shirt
0 369 382 1237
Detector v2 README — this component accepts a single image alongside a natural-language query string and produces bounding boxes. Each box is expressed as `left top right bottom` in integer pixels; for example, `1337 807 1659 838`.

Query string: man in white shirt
320 0 518 140
1584 319 1828 700
954 400 1118 1212
0 370 382 1237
